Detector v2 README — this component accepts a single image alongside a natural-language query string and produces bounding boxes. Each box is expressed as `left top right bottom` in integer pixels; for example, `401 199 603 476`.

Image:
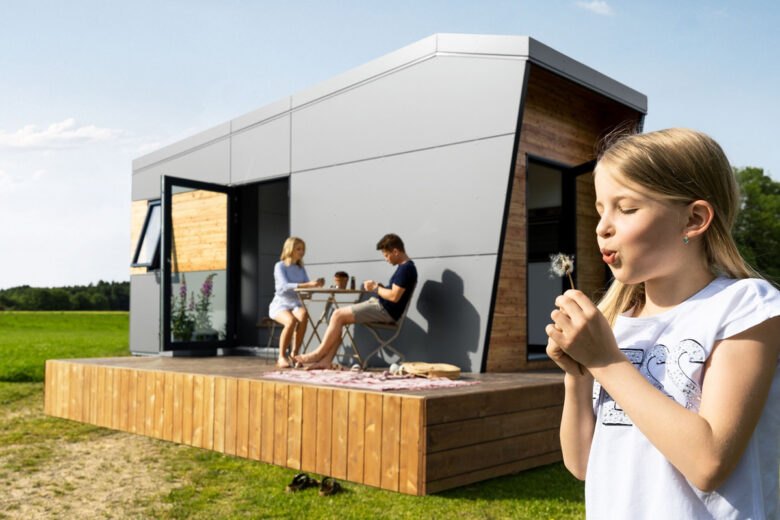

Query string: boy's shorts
351 297 394 324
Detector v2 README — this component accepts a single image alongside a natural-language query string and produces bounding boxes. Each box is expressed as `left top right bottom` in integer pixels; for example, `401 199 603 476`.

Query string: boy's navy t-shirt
379 260 417 321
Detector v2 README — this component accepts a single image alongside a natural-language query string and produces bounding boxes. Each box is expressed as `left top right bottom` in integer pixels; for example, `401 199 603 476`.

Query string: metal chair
361 283 416 367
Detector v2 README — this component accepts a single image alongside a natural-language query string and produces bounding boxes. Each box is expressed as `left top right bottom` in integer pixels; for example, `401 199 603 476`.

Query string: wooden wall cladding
129 191 227 276
171 190 227 273
486 64 643 372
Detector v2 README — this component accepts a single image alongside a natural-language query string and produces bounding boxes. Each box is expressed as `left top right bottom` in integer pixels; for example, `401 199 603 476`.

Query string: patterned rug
261 369 479 392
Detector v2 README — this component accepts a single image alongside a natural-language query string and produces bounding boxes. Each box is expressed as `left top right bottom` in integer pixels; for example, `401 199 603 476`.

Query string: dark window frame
130 199 161 269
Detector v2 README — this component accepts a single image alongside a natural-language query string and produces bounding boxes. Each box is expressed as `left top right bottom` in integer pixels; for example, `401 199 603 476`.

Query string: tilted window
131 200 161 269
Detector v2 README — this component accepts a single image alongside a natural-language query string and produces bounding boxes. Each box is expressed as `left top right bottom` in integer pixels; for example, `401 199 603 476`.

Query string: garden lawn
0 311 587 519
0 311 129 382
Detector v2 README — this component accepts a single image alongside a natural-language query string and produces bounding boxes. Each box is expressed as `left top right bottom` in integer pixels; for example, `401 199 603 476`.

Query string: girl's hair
595 128 761 325
280 237 305 267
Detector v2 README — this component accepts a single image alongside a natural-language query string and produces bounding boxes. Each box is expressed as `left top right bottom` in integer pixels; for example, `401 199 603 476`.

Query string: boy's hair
334 271 348 279
595 128 761 325
280 237 305 267
376 233 405 253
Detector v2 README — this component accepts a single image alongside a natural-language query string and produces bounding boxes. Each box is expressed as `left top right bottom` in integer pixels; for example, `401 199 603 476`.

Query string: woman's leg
291 306 309 358
273 310 298 367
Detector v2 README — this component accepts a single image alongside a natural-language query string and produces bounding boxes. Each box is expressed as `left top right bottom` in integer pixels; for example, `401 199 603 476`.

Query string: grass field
0 311 586 519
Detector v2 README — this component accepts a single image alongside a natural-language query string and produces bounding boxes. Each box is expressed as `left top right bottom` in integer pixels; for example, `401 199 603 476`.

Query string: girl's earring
683 236 690 244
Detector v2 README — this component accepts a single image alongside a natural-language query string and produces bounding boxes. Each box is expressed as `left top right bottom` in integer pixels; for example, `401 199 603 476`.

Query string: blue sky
1 0 778 289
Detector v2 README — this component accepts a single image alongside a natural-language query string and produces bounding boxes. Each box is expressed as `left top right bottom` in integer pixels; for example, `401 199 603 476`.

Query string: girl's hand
546 335 589 376
545 290 621 369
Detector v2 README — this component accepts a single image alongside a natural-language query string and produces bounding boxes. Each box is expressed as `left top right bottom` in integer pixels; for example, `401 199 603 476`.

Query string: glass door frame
161 175 237 352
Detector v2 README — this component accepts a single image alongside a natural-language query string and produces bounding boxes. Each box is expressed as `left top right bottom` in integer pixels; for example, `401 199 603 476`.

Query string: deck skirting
44 358 563 495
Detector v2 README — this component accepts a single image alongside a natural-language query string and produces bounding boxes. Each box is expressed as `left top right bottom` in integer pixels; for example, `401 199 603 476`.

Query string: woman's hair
595 128 761 325
280 237 305 267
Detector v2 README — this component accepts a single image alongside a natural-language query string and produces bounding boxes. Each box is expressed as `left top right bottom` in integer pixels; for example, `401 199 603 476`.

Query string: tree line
0 281 129 311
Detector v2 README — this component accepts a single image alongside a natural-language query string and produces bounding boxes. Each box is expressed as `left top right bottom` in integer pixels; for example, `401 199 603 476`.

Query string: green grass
0 311 129 382
0 311 586 519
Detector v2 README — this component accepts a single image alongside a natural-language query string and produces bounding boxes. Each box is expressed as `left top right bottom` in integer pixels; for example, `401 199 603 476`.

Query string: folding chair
361 283 416 368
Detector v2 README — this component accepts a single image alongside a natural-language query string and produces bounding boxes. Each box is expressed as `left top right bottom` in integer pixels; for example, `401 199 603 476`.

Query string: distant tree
733 166 780 285
0 281 129 311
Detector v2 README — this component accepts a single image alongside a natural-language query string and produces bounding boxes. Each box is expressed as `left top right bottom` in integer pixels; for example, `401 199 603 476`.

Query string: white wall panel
130 274 160 354
133 139 230 187
298 255 496 373
231 115 291 184
291 55 524 172
291 135 514 262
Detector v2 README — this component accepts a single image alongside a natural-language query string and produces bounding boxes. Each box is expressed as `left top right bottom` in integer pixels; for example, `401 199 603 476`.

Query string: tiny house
129 34 646 373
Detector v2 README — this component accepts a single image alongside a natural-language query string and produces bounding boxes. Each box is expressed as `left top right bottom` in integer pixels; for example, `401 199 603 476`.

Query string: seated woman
269 237 323 368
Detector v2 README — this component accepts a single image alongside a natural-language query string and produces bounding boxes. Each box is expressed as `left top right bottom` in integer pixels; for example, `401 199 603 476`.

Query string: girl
546 128 780 519
269 237 323 368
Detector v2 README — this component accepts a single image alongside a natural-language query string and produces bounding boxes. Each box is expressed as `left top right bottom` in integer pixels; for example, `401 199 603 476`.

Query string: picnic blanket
261 369 479 391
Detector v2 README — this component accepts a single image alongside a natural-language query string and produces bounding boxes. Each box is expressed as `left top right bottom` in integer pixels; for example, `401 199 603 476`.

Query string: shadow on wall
352 269 480 371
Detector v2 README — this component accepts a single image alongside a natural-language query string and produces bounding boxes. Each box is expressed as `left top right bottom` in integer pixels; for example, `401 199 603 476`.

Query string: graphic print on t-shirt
594 339 707 426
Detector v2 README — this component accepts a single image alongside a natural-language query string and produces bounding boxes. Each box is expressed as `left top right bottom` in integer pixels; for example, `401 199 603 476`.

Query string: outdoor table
294 287 366 366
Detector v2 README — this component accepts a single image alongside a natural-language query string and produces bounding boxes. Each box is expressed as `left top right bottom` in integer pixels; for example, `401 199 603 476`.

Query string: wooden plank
381 394 401 491
273 384 289 466
236 378 249 458
182 374 194 446
425 382 564 424
153 371 166 439
224 377 238 456
161 372 174 440
192 375 204 448
363 393 383 488
172 373 184 443
71 363 83 423
347 391 366 484
44 361 53 415
128 369 138 433
213 377 226 453
134 370 146 435
111 367 121 430
425 450 562 494
399 397 424 495
248 380 262 461
426 429 560 481
95 365 106 427
202 375 215 450
119 368 130 431
427 405 563 453
260 382 275 464
300 386 317 473
331 390 349 481
286 385 302 469
145 370 156 435
315 388 333 477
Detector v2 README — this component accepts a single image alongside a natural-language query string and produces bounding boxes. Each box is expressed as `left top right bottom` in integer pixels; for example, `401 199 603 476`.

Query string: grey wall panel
291 36 437 108
132 168 162 201
133 139 230 187
132 122 230 172
298 254 496 373
291 55 524 172
231 115 291 185
231 97 291 133
130 274 161 354
290 135 515 263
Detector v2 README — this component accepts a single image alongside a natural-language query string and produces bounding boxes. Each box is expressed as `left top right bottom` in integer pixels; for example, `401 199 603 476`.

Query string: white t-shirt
586 276 780 519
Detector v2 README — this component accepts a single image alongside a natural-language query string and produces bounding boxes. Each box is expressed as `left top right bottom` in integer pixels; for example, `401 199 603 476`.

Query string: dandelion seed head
549 253 575 278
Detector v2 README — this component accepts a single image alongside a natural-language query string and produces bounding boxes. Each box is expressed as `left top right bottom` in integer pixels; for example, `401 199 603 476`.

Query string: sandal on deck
319 477 341 496
285 473 319 492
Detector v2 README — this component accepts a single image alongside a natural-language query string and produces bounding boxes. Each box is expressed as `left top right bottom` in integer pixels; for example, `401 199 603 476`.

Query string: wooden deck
44 357 564 495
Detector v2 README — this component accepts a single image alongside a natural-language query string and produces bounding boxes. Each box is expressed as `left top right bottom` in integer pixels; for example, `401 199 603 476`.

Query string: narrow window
131 200 161 269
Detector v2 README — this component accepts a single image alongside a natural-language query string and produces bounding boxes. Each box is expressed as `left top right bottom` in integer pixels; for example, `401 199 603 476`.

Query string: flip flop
285 473 319 492
319 476 341 496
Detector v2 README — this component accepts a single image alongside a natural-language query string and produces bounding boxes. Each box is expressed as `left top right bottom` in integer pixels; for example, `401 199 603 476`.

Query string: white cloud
0 118 123 150
576 1 614 16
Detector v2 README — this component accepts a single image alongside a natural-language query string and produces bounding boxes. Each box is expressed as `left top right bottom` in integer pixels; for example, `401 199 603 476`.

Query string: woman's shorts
269 300 303 321
351 297 394 324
